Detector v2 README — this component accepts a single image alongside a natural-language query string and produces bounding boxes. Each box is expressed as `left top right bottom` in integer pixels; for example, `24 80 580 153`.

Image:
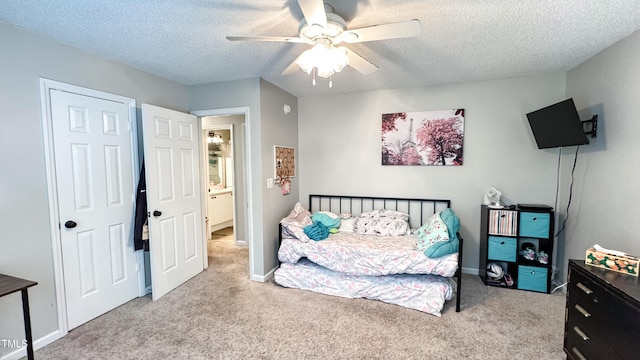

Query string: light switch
266 178 274 189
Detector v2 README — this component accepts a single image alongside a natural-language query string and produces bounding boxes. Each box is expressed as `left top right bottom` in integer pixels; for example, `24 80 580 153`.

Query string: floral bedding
278 230 458 277
274 259 454 316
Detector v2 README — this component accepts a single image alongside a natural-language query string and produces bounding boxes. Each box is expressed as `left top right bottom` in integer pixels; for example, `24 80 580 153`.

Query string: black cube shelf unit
479 205 555 293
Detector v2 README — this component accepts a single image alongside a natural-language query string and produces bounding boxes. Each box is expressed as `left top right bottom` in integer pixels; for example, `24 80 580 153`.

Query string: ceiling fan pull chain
312 67 317 86
329 76 333 88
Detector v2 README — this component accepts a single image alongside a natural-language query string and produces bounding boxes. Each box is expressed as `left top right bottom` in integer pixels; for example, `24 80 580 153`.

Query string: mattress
274 259 454 316
278 231 458 277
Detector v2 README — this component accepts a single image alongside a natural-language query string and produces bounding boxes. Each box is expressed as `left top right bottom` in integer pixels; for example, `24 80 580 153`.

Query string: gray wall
560 29 640 280
0 22 188 357
259 79 299 274
298 74 567 273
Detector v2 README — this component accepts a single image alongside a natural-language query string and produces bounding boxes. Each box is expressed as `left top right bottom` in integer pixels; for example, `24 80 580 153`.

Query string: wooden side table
0 274 37 360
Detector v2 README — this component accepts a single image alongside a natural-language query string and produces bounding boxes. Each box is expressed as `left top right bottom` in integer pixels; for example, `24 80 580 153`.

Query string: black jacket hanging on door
133 162 149 251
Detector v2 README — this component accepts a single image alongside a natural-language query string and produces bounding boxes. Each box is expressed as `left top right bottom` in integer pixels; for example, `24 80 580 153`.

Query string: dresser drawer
564 330 606 360
517 265 547 292
566 299 637 359
487 236 516 262
518 212 551 238
568 271 640 336
564 260 640 360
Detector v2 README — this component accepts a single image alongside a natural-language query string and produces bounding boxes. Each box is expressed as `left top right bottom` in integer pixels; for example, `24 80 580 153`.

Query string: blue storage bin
517 265 548 292
488 236 517 262
519 212 551 238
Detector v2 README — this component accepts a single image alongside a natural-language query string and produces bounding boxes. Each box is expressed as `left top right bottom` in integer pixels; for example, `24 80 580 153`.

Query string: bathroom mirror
207 130 232 189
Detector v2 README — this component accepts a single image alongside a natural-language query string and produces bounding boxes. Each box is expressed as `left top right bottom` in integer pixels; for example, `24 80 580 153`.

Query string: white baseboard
461 267 479 275
1 329 63 360
250 267 275 282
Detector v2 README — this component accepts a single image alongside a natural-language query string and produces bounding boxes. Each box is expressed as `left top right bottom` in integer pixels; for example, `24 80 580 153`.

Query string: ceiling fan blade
341 19 421 43
226 36 310 44
282 55 303 76
297 0 327 28
345 49 378 75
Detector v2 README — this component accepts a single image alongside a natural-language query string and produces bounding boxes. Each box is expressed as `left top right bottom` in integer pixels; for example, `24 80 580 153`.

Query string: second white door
141 104 204 300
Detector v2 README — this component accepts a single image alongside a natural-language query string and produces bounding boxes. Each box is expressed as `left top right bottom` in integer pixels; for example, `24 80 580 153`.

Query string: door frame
191 108 253 278
39 78 145 338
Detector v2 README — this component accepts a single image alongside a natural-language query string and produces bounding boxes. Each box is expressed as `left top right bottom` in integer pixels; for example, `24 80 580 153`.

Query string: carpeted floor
33 233 566 359
211 227 234 239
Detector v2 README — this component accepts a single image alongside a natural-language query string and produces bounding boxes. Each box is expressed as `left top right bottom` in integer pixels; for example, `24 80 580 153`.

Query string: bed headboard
308 194 451 230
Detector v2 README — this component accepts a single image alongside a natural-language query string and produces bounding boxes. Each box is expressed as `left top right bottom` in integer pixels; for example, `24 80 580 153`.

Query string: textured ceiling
1 0 640 97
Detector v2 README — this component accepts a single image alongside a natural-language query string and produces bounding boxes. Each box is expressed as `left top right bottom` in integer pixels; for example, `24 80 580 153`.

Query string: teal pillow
423 208 461 258
311 211 341 229
423 237 459 258
440 208 460 240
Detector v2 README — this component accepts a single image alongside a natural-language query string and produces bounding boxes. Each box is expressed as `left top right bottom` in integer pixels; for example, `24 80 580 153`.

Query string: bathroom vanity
208 188 233 233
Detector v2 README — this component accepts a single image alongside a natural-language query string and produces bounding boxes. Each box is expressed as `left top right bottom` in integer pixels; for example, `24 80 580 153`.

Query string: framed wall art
274 145 295 182
381 109 464 166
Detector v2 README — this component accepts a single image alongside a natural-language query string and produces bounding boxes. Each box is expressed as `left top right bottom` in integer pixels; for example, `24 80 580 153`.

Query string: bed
274 194 463 316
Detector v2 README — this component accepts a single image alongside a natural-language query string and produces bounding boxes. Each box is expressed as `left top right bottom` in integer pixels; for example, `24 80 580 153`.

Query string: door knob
64 220 77 229
153 210 162 217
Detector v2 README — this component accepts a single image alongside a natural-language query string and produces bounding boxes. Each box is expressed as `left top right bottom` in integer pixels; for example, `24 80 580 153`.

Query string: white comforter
275 259 454 316
278 231 458 277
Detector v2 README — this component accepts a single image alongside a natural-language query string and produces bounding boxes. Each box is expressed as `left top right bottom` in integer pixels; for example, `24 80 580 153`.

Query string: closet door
51 89 139 330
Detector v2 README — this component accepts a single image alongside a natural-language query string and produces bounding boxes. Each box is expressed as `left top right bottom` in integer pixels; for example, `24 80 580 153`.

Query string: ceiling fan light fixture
228 1 420 86
296 43 349 79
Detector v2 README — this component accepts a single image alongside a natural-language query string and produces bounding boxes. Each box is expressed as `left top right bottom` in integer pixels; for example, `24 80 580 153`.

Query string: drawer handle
532 217 537 221
576 282 593 295
500 241 505 245
573 326 589 341
571 347 587 360
574 304 591 318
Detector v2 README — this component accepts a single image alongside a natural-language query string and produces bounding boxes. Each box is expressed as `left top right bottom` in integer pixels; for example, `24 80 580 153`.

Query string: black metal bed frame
306 194 463 313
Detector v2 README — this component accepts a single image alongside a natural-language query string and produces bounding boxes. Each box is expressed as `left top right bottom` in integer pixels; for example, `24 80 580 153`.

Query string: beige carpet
33 235 566 359
211 226 234 239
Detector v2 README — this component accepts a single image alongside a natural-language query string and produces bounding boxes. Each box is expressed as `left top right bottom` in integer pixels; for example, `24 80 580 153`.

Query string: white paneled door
50 89 139 330
141 104 204 300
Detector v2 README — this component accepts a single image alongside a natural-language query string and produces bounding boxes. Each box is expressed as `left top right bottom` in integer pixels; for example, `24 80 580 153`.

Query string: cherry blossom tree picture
382 109 464 166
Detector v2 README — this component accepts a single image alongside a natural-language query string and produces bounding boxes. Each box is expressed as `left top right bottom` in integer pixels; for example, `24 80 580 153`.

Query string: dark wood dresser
564 260 640 359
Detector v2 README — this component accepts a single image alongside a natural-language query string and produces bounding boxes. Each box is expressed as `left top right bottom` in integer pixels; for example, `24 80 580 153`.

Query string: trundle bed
274 194 463 316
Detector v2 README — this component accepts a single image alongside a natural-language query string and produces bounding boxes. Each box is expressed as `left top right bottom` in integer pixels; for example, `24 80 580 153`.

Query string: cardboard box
585 247 639 276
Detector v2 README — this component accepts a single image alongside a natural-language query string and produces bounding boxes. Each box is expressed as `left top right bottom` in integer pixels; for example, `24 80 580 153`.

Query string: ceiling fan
226 0 421 87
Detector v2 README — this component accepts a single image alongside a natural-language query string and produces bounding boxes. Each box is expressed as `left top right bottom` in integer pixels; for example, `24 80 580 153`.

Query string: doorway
199 113 249 267
205 126 235 255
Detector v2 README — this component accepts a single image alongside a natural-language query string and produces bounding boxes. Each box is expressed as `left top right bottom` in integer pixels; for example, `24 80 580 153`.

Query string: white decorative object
483 187 503 208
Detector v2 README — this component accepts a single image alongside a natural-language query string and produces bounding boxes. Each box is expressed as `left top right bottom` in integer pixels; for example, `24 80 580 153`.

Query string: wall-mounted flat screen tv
526 98 589 149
